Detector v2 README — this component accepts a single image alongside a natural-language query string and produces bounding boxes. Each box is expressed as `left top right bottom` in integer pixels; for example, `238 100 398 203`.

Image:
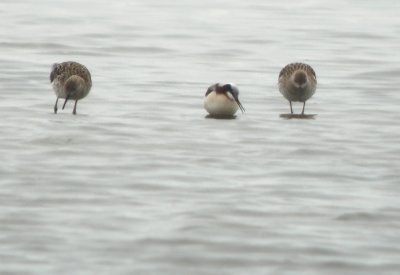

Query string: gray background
0 0 399 274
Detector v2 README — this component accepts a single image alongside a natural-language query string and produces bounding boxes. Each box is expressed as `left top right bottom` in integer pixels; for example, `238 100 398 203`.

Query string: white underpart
204 91 239 116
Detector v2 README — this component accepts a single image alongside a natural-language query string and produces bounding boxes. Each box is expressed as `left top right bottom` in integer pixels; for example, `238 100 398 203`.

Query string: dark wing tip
205 83 217 96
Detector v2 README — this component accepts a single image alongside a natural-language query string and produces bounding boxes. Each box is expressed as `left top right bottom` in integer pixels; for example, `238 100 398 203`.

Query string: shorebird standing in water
278 63 317 115
204 83 245 117
50 61 92 115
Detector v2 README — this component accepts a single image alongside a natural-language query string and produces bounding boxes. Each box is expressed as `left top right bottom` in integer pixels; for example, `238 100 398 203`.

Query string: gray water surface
1 0 400 274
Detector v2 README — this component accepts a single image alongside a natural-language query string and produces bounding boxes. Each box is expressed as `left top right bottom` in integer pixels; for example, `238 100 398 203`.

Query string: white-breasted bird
204 83 245 117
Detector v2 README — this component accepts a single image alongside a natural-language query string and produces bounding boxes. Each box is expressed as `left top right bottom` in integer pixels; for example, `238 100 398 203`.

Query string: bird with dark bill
204 83 245 117
278 63 317 115
50 61 92 115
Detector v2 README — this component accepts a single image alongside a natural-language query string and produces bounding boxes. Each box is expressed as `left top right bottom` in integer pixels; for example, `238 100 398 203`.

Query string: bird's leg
73 100 78 115
54 97 59 114
62 95 70 110
290 101 293 114
301 101 306 115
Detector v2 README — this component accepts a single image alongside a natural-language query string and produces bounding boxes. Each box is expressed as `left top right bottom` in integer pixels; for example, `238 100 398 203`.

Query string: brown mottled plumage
278 63 317 114
50 61 92 115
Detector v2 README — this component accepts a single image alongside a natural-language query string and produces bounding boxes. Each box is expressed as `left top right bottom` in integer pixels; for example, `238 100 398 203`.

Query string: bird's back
50 61 91 85
279 63 316 81
50 61 92 99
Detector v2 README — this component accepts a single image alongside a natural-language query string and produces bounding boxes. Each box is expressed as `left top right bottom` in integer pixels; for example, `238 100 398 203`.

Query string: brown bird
278 63 317 114
50 61 92 115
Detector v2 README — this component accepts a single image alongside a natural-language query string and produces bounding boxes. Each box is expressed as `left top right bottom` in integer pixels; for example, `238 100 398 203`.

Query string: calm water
1 0 400 274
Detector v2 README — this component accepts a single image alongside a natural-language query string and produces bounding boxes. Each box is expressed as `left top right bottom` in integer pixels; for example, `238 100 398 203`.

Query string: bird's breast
204 91 239 116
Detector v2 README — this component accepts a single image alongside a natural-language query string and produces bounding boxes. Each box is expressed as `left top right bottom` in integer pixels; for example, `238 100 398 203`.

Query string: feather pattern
278 63 317 114
50 61 92 114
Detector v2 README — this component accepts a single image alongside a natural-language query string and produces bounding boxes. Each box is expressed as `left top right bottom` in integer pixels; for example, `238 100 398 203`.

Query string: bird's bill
236 98 245 113
227 91 245 113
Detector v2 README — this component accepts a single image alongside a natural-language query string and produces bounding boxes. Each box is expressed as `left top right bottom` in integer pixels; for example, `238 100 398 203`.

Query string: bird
50 61 92 115
204 83 245 117
278 63 317 115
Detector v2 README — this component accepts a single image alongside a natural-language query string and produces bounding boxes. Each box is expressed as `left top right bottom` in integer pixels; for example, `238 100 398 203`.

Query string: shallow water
1 0 400 274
